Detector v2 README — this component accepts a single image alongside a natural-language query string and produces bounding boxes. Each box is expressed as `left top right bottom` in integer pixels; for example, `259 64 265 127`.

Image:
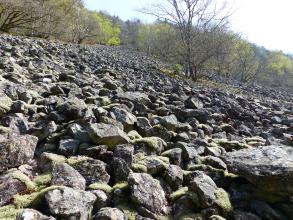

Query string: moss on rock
214 188 233 214
0 205 21 220
88 183 113 193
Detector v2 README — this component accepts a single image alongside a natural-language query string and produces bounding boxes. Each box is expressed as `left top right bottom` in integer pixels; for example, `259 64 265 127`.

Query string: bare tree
140 0 230 80
0 0 50 33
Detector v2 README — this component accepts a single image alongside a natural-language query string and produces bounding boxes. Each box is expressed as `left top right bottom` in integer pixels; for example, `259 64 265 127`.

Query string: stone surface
224 145 293 195
128 173 168 215
0 133 38 173
45 187 96 220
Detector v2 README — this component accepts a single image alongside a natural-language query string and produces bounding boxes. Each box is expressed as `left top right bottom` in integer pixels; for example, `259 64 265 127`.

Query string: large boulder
45 187 96 220
51 163 86 190
87 123 130 148
128 173 168 215
223 145 293 196
0 133 38 173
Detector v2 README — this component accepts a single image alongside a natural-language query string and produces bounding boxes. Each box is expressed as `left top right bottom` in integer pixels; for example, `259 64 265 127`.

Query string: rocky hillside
0 35 292 220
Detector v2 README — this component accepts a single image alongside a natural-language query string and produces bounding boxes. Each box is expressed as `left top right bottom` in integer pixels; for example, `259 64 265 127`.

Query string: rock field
0 35 292 220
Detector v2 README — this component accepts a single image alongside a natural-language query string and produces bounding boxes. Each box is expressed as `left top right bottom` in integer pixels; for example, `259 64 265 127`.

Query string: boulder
51 163 86 190
45 187 96 220
87 123 130 148
128 173 168 215
0 133 38 173
224 145 293 196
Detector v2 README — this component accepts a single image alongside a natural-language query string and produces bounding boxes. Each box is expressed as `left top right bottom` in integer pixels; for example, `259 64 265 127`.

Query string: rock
0 171 27 207
224 145 293 196
0 93 13 117
93 207 126 220
161 148 182 166
51 163 86 190
112 157 130 182
233 211 261 220
68 123 90 143
38 152 66 172
184 96 204 109
188 171 218 208
87 123 130 148
0 133 38 173
110 107 137 131
69 156 110 184
164 165 184 190
128 173 168 215
45 187 96 220
16 209 56 220
113 144 134 166
58 139 80 156
91 190 110 210
132 137 167 153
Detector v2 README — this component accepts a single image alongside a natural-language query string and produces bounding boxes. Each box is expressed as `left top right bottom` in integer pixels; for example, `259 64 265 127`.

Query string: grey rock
224 145 293 196
128 173 168 214
16 209 56 220
93 207 126 220
51 163 86 190
58 139 80 156
87 123 130 148
0 133 38 173
45 187 96 220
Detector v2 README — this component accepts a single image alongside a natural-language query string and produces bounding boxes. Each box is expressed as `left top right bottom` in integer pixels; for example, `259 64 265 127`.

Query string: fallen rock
0 133 38 174
16 209 56 220
51 163 86 190
45 187 96 220
88 123 130 148
128 173 168 215
224 145 293 196
93 207 126 220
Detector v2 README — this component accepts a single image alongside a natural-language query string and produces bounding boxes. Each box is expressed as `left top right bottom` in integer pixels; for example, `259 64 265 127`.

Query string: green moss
33 173 52 188
131 163 147 173
0 126 11 134
113 182 129 191
0 205 21 220
67 156 89 166
214 188 233 213
11 171 36 191
88 183 113 193
116 202 137 220
46 153 66 165
169 187 199 204
13 186 64 209
131 137 167 150
127 130 142 140
170 187 189 202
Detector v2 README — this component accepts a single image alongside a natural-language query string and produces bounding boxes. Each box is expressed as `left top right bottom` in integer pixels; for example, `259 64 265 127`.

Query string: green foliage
267 51 293 75
95 12 121 46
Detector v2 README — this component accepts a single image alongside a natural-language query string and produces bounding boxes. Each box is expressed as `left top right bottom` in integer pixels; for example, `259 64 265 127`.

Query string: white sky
85 0 293 53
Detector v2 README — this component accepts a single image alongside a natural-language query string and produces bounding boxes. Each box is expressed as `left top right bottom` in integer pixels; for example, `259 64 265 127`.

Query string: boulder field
0 35 292 220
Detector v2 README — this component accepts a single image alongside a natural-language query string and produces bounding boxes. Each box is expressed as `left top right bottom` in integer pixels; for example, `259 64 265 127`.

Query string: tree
0 0 49 32
140 0 230 80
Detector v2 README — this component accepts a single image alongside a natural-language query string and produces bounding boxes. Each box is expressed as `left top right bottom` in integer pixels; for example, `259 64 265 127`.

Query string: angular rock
87 123 130 148
0 133 38 173
69 156 110 184
58 139 80 156
45 187 96 220
16 209 56 220
51 163 86 190
93 207 126 220
128 173 168 214
224 145 293 196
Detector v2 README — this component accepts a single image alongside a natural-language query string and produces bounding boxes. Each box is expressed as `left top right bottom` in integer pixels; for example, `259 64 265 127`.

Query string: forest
0 0 292 87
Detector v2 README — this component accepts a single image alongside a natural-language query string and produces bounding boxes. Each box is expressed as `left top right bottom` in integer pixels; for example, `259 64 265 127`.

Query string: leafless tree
140 0 230 80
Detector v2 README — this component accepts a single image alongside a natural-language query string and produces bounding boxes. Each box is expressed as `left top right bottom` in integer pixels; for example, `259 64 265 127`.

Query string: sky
84 0 293 53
